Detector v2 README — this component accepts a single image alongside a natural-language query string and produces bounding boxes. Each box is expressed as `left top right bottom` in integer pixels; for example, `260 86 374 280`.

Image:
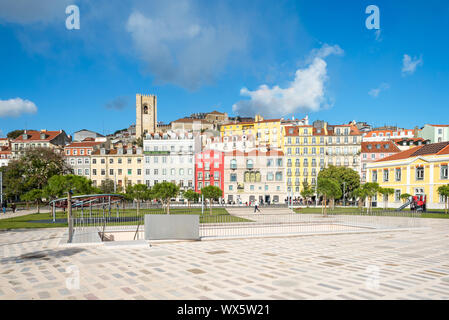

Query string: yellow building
282 125 325 196
366 141 449 209
282 122 362 197
220 115 282 148
90 146 144 192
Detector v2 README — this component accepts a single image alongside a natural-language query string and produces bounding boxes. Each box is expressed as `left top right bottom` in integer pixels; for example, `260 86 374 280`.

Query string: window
85 169 89 175
395 190 401 202
128 169 132 175
246 159 253 169
277 158 282 167
372 170 377 182
230 159 237 169
441 165 448 180
383 169 389 182
395 168 402 181
416 167 424 180
93 169 97 175
267 172 274 181
275 172 282 181
230 174 237 182
110 169 114 175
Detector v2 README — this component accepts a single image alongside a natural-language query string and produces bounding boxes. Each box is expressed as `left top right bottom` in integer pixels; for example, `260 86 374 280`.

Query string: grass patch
294 207 449 218
0 207 251 230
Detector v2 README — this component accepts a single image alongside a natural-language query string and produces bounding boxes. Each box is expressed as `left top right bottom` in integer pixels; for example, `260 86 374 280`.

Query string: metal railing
69 203 423 242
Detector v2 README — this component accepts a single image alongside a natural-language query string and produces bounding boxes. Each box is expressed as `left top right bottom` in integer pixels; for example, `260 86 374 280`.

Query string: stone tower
136 94 157 139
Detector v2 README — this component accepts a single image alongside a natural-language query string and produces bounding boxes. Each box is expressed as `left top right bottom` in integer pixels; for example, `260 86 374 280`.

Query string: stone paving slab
0 217 449 299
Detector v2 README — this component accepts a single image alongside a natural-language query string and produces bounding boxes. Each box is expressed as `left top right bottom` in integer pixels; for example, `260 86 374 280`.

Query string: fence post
201 195 204 215
67 191 73 243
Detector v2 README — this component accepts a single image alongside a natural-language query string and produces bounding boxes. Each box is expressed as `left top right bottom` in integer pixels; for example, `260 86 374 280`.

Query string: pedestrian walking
1 201 6 214
254 199 261 213
11 203 16 213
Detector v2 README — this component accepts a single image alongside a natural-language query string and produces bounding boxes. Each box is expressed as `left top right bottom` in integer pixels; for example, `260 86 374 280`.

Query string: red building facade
195 150 224 195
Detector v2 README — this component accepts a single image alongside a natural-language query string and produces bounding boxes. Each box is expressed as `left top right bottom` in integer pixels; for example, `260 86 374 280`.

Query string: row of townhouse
281 122 363 197
366 141 449 209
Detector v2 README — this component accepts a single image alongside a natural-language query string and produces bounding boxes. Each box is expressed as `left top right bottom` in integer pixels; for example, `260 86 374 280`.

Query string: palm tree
437 185 449 214
378 187 395 210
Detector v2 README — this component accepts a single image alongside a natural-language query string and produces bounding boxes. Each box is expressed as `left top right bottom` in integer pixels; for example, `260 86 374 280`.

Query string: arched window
143 105 149 114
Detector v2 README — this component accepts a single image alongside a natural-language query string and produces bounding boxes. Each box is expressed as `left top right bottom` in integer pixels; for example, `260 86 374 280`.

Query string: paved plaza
1 217 449 300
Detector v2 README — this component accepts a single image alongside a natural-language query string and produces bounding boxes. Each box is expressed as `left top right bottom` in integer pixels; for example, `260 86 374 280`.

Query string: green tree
318 165 361 202
6 129 25 139
200 186 223 215
361 182 380 214
400 193 412 203
300 182 314 207
437 185 449 214
151 182 180 214
99 179 115 194
378 187 395 209
317 177 342 216
183 189 200 207
44 174 97 200
21 189 44 213
2 147 71 200
126 184 151 215
353 187 368 211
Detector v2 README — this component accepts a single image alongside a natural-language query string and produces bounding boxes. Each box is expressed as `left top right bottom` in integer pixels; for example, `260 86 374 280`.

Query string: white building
143 131 201 191
362 128 416 142
204 134 256 153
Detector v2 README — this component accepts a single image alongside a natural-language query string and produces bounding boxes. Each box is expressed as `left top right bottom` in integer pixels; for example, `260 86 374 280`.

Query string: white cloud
0 98 38 118
125 1 247 90
368 83 390 98
232 44 343 118
307 44 344 62
402 54 423 76
0 0 73 24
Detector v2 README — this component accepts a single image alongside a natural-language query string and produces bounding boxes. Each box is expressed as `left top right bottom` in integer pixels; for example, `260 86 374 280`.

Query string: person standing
11 203 16 213
254 199 261 213
1 201 6 214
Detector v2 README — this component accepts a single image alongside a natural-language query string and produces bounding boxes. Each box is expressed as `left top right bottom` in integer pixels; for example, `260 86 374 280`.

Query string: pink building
361 141 401 183
195 150 225 196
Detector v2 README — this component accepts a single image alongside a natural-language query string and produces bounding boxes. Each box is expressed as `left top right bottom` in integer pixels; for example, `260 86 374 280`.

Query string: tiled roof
222 118 281 126
91 148 141 155
410 141 449 157
361 141 401 153
65 141 102 148
173 118 211 123
375 141 449 162
12 130 64 142
208 111 225 115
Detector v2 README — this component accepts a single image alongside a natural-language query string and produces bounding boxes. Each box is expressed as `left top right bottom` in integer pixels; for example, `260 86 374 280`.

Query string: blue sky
0 0 448 137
